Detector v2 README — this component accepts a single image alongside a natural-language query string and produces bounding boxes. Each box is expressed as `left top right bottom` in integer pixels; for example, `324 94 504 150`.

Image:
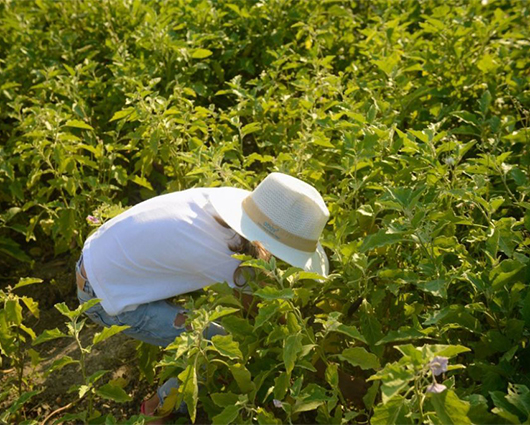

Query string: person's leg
77 284 187 346
78 282 186 414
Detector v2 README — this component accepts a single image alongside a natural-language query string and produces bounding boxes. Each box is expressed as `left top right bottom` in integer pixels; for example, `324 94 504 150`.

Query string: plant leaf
241 122 261 137
254 302 279 329
13 277 43 290
45 356 79 377
178 364 198 422
65 120 94 130
430 389 472 424
274 372 290 400
5 390 40 415
283 333 303 374
109 107 134 122
96 383 132 403
360 229 406 253
376 327 428 345
210 334 243 360
33 328 68 345
93 325 130 346
191 48 213 58
20 296 39 318
334 324 367 344
230 363 254 393
341 347 381 370
254 287 294 300
212 405 241 425
372 396 412 424
211 392 239 408
209 306 239 322
130 175 153 190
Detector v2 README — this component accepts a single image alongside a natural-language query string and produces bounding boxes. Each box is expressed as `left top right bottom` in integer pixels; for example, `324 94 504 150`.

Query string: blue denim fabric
75 255 225 407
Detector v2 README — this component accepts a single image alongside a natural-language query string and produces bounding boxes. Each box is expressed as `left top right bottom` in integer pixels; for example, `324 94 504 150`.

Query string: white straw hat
209 172 330 276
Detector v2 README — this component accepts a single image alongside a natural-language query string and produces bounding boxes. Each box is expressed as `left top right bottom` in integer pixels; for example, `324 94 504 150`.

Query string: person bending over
75 172 330 418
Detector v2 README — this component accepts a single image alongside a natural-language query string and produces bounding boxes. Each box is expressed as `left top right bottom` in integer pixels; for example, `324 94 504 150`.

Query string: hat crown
248 173 329 245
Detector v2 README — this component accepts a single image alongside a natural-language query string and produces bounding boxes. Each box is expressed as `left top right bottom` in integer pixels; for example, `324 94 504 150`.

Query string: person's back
82 188 242 315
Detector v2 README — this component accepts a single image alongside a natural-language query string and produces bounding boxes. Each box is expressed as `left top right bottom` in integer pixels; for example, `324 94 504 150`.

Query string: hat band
242 196 318 253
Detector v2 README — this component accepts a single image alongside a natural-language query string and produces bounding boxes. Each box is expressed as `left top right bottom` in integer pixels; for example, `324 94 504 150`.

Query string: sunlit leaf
33 328 68 346
96 383 132 403
65 120 94 130
93 325 130 346
13 277 43 290
178 364 198 422
130 175 153 190
191 48 213 58
372 396 411 424
430 389 472 424
210 334 243 360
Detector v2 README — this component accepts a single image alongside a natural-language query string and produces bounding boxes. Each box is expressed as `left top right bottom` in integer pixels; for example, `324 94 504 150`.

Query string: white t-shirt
82 188 243 316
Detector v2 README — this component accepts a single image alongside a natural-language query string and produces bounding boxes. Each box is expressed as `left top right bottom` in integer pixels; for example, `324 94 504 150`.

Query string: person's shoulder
184 187 230 205
154 187 215 202
154 187 229 218
176 186 225 197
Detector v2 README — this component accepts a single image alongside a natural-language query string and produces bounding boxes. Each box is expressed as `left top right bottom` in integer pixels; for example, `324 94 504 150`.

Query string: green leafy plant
369 345 471 424
0 277 42 423
33 300 130 424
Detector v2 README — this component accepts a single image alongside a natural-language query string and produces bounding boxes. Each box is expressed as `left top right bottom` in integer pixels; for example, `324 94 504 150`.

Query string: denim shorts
75 255 225 347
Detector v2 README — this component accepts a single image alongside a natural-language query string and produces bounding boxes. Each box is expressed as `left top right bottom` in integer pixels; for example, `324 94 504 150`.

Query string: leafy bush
1 0 529 423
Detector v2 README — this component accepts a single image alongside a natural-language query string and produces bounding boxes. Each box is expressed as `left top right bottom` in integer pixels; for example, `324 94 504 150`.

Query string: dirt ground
0 256 165 423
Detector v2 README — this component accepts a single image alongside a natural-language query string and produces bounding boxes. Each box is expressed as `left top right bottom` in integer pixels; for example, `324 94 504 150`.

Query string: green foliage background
1 0 529 423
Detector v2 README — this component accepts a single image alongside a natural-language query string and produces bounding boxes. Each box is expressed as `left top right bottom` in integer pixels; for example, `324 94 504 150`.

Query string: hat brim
209 187 329 277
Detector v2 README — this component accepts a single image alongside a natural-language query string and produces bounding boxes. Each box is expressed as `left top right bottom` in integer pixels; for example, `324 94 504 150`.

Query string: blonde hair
214 216 271 286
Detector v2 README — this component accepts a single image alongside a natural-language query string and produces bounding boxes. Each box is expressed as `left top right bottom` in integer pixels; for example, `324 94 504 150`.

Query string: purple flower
426 382 447 394
273 399 282 408
429 356 448 376
86 215 100 224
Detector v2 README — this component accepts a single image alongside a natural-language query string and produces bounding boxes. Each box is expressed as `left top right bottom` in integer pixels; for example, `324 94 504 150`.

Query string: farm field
1 0 529 423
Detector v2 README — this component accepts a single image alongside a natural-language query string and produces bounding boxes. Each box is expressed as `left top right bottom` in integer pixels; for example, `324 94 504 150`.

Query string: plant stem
15 323 24 399
73 318 92 418
41 399 81 425
414 372 425 423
